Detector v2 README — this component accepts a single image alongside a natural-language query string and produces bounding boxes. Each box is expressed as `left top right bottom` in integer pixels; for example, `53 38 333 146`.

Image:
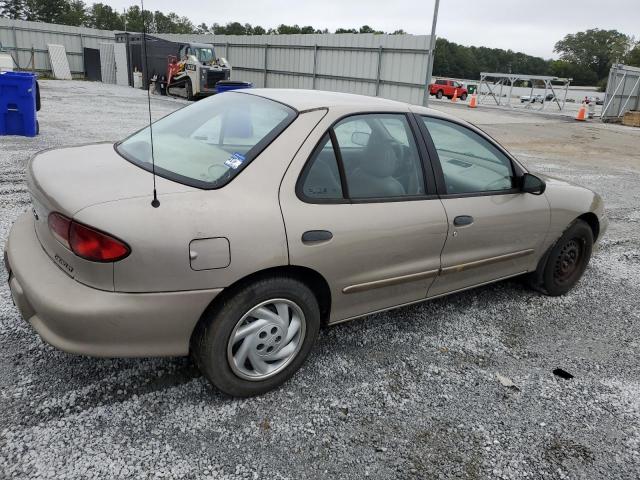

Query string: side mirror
521 173 546 195
351 131 370 147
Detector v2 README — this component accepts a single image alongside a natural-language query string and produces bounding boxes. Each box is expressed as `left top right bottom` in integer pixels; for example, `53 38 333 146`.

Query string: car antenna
141 0 160 208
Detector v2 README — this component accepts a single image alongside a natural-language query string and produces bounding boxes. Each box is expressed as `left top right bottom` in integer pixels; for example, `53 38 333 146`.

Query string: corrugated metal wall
602 64 640 121
0 18 114 76
158 33 432 104
0 19 433 104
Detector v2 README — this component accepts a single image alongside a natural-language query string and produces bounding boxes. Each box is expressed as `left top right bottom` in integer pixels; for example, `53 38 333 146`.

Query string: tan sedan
5 89 607 396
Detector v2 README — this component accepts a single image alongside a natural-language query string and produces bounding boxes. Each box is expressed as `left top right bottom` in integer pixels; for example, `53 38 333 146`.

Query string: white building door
99 43 116 84
114 42 129 87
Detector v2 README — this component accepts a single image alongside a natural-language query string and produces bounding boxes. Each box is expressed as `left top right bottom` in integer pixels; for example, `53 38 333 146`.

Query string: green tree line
1 0 638 86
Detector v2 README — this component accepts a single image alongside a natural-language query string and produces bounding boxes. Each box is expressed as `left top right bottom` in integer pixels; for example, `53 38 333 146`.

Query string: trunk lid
27 142 194 291
27 142 193 215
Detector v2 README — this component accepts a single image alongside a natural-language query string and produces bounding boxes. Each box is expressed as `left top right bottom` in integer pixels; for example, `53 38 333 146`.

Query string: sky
107 0 639 59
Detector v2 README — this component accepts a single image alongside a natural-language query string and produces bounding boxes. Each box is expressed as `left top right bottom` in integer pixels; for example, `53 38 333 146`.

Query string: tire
185 78 194 101
436 90 443 99
527 219 593 296
35 81 41 111
191 276 320 397
460 93 468 101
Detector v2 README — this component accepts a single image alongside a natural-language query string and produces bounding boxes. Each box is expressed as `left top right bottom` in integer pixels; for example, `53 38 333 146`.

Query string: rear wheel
436 90 443 99
528 219 593 296
191 276 320 397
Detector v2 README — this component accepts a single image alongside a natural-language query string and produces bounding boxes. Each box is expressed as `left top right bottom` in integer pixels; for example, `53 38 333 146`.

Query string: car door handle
453 215 474 226
302 230 333 244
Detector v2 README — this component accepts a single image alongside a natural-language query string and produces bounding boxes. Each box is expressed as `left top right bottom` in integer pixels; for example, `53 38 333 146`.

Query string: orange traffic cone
451 89 458 102
468 93 478 108
575 102 587 121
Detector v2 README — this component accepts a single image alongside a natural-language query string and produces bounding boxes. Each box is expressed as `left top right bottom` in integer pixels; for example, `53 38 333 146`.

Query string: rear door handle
302 230 333 244
453 215 474 226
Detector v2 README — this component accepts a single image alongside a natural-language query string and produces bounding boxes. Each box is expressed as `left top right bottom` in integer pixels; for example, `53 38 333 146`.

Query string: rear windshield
116 92 296 189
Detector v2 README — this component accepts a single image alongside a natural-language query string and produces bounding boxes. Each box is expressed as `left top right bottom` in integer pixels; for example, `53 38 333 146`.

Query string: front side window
422 117 515 195
193 47 215 63
116 92 296 189
334 114 425 199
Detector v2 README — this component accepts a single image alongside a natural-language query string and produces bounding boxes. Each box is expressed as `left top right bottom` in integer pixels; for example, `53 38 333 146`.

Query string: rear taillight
48 212 71 248
48 212 130 262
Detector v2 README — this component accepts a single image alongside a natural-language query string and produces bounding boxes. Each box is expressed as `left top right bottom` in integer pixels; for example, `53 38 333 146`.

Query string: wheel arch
577 212 600 241
527 214 598 293
195 265 332 333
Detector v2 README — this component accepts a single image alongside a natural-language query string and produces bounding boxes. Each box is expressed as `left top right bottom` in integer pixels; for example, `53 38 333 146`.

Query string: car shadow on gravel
3 351 208 428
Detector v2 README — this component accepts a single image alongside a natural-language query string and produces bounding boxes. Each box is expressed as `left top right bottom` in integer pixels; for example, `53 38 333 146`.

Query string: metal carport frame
478 72 572 111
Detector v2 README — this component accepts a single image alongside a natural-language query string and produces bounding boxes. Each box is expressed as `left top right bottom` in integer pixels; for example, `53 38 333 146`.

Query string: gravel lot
1 81 639 479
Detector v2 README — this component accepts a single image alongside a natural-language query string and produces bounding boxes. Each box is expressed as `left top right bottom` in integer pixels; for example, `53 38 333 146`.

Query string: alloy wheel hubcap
227 299 306 381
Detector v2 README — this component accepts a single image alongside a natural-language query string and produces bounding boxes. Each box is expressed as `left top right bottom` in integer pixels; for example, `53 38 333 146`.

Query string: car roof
241 88 414 112
239 88 459 123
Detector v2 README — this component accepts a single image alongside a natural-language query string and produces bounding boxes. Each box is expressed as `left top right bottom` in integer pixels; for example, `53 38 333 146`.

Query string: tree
335 27 357 34
123 5 152 33
392 29 406 35
87 3 123 30
59 0 86 26
431 38 556 81
359 25 383 34
219 21 247 35
252 25 266 35
195 22 209 34
554 29 632 80
166 12 194 34
627 45 640 67
24 0 69 23
0 0 25 19
548 60 598 85
276 24 302 34
152 11 193 33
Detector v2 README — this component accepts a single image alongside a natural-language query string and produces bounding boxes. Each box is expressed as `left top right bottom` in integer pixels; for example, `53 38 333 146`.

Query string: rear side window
298 113 427 202
334 114 425 199
435 79 446 85
116 92 296 189
299 134 343 200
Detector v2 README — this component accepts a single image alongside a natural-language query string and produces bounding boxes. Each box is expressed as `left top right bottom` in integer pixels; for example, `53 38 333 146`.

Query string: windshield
116 92 296 189
194 47 215 64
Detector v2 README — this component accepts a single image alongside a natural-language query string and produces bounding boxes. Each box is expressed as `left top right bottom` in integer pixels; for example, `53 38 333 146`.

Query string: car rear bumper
5 212 222 357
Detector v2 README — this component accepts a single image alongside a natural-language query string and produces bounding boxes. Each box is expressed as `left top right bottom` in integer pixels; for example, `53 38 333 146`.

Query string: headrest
361 142 397 178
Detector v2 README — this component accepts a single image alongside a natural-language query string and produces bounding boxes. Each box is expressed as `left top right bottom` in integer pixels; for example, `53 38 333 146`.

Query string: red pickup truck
428 79 468 100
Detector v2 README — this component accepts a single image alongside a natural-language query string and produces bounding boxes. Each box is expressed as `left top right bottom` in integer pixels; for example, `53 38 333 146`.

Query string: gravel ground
1 81 639 480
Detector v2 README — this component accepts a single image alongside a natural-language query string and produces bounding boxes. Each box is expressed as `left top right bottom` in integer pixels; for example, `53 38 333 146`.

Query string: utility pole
423 0 440 107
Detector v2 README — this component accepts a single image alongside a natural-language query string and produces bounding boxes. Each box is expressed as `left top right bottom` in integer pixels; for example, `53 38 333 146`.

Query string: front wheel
528 219 593 296
191 276 320 397
185 78 194 101
460 93 468 101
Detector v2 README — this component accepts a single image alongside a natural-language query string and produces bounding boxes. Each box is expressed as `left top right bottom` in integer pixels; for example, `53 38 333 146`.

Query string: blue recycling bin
0 71 38 137
215 80 253 94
